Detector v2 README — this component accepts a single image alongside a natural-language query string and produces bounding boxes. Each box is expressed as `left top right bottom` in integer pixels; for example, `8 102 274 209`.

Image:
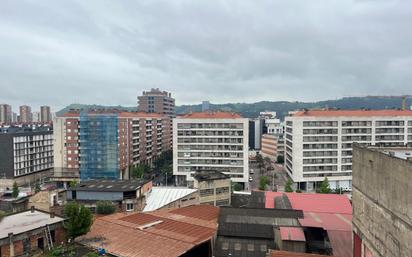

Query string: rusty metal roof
78 205 219 257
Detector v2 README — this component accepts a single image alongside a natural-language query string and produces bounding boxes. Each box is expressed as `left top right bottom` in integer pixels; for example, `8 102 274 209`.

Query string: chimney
31 206 35 213
50 211 55 219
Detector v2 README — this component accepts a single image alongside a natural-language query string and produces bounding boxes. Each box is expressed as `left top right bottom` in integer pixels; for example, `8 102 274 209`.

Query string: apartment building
261 134 278 160
137 88 175 117
284 109 412 191
173 111 249 185
352 145 412 257
54 110 172 180
19 105 32 123
40 106 52 123
0 104 12 124
0 126 53 184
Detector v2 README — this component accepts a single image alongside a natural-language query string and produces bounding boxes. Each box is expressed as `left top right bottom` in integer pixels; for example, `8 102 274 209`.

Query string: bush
285 178 293 192
232 182 242 192
96 201 116 215
295 189 302 193
87 252 99 257
259 176 269 190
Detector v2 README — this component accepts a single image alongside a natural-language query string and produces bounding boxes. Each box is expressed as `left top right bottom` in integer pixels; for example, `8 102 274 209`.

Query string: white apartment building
285 109 412 191
173 112 249 185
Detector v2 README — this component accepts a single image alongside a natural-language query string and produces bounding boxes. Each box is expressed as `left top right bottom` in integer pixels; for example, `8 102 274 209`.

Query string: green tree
64 201 93 241
131 165 145 179
256 153 264 168
285 178 293 192
69 180 78 188
276 155 284 164
12 182 19 198
259 176 269 190
232 182 242 192
34 182 41 193
319 177 332 194
96 201 116 215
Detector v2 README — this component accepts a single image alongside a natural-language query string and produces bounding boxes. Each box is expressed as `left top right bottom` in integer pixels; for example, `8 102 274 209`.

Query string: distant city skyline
1 1 412 110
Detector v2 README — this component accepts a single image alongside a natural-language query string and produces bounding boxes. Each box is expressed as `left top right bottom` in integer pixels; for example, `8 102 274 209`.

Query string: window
200 189 214 197
126 203 134 211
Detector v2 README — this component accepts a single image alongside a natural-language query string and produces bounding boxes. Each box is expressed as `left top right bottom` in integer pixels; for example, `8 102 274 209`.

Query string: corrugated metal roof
327 230 352 257
293 109 412 117
143 187 197 212
78 205 219 257
279 227 306 242
270 250 331 257
265 192 352 214
299 212 352 231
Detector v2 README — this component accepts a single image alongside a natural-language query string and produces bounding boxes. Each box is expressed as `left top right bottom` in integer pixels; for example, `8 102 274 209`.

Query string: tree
276 155 284 164
319 177 332 194
259 176 269 190
232 182 242 192
256 153 264 168
12 182 19 198
64 201 93 241
69 180 77 188
96 201 116 215
285 178 293 192
131 165 145 179
34 182 41 193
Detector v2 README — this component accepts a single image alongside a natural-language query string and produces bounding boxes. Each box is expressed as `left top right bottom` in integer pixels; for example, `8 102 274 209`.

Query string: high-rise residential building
202 101 210 112
54 110 172 180
0 104 12 124
137 88 175 117
285 109 412 191
19 105 32 123
261 134 278 160
32 111 40 122
12 112 18 123
352 145 412 257
40 106 52 123
173 112 249 185
0 126 53 183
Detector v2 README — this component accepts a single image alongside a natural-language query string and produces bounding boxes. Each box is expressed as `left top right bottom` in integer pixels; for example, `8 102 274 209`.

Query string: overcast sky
1 0 411 111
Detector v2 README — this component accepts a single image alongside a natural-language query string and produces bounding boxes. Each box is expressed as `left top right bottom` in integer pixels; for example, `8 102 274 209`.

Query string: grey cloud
0 0 411 111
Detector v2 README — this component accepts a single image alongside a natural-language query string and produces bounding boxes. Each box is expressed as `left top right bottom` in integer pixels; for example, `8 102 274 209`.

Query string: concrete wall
195 178 231 206
352 146 412 257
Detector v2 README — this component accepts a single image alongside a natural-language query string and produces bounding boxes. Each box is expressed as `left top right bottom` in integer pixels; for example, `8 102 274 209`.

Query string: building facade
248 118 264 150
193 170 231 206
284 109 412 191
0 126 53 182
40 106 52 123
137 88 175 117
19 105 32 123
173 112 249 185
0 104 12 124
352 145 412 257
54 110 172 180
261 134 278 160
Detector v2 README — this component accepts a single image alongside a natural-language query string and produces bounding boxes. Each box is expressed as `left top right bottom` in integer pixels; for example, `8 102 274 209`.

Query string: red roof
327 230 352 257
178 111 243 119
299 212 352 231
279 227 306 242
293 109 412 117
265 192 352 214
78 205 219 257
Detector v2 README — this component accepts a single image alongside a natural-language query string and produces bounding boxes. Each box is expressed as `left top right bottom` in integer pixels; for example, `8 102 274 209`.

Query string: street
248 161 288 192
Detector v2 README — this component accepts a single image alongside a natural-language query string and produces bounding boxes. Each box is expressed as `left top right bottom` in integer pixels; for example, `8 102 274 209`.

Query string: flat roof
193 170 230 181
71 179 150 192
292 109 412 117
0 210 64 239
378 148 412 160
143 187 197 212
178 111 243 119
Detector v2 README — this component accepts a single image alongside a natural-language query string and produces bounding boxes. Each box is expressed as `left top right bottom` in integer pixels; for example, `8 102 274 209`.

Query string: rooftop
143 187 197 212
70 179 150 192
0 210 64 239
279 227 306 242
269 250 332 257
78 205 219 257
63 110 166 118
376 148 412 160
292 109 412 117
193 170 230 181
178 111 243 119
